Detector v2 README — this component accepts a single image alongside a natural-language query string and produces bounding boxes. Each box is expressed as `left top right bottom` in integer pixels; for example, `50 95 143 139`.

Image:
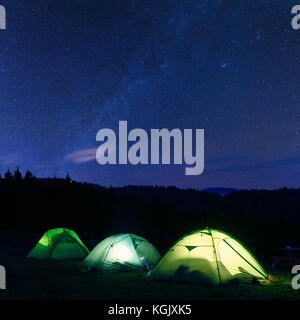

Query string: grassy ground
0 231 299 300
0 251 299 300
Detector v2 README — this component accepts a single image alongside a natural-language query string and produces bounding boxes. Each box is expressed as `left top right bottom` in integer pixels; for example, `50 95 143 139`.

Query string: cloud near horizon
0 153 19 166
65 148 97 164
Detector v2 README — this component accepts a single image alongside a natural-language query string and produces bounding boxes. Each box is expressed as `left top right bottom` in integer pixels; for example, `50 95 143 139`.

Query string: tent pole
210 229 222 285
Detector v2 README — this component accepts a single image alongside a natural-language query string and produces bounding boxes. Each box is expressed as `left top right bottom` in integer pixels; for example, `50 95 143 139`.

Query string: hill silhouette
0 168 299 259
201 187 239 195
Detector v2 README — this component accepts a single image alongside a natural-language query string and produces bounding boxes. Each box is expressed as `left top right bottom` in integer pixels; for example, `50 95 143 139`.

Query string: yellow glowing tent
148 228 268 285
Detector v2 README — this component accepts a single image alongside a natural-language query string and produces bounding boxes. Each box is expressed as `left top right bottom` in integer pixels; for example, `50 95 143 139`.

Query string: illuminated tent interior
27 228 89 260
83 233 160 271
148 228 268 285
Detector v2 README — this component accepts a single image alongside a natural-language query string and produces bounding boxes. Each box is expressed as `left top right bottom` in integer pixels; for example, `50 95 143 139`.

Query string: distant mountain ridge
201 188 240 195
38 177 240 196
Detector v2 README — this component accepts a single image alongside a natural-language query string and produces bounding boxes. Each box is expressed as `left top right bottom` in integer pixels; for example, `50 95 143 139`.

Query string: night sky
0 0 300 189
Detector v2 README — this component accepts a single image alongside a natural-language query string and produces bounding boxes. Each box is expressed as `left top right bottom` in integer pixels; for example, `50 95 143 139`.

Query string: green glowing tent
83 233 160 271
148 228 268 285
27 228 89 259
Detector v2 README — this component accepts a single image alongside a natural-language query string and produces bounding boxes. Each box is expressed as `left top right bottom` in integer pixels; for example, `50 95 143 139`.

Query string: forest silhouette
0 167 299 259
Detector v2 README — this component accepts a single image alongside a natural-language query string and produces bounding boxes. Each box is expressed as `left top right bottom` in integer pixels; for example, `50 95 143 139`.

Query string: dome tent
27 228 89 260
148 228 268 285
83 233 160 271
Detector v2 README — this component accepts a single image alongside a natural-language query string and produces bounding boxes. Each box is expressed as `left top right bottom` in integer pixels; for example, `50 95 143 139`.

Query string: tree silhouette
4 169 12 181
65 173 71 184
24 170 33 180
14 167 22 181
0 166 299 260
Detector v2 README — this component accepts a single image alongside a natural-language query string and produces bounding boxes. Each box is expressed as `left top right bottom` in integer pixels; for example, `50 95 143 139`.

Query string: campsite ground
0 253 299 300
0 232 299 300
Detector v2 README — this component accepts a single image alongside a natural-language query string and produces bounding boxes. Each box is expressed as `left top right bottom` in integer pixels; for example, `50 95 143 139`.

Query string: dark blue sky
0 0 300 189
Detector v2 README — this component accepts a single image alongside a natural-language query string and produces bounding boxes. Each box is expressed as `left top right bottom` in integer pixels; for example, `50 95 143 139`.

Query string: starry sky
0 0 300 189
